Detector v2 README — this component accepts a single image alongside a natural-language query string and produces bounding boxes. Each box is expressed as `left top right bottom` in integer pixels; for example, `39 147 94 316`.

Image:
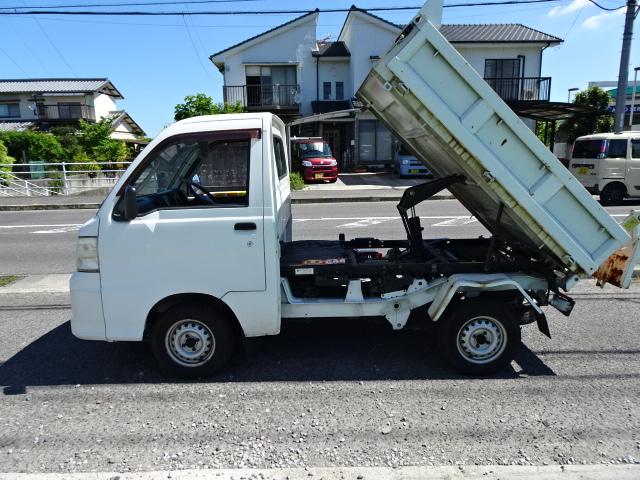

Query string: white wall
217 15 318 116
340 12 400 94
454 44 543 78
92 93 118 120
317 59 351 101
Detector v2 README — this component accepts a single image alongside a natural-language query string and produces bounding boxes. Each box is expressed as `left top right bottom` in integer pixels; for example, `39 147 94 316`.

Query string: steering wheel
187 180 217 205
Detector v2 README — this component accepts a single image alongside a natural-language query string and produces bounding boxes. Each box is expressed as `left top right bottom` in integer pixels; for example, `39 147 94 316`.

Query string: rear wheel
600 183 625 206
151 303 235 378
438 298 520 375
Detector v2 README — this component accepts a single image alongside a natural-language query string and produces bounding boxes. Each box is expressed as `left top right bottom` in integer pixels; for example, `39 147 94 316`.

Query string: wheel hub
457 316 507 365
165 320 215 367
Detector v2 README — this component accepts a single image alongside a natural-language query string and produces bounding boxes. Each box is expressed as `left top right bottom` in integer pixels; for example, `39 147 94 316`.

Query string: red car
292 138 339 183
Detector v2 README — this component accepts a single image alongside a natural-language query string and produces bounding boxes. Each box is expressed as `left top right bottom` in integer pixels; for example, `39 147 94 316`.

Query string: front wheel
438 298 521 375
151 303 235 378
600 183 625 206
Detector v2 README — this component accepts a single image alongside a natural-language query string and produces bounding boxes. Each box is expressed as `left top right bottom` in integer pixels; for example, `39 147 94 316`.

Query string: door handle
234 222 256 231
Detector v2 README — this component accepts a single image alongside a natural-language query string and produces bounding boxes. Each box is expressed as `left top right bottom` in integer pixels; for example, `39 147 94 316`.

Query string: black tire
600 183 625 206
151 303 235 378
438 298 521 375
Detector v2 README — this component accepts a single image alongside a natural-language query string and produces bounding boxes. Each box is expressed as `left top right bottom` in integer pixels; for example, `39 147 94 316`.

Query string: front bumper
303 166 338 182
70 272 106 340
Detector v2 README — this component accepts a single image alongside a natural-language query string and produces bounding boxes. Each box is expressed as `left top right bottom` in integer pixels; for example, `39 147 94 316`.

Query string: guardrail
0 161 132 196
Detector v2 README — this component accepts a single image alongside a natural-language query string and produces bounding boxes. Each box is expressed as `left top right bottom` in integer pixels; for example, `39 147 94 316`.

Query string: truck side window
124 131 252 217
606 139 627 159
273 136 287 180
632 139 640 158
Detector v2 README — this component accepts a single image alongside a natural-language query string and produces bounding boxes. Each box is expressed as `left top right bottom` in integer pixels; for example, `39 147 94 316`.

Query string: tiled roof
440 24 562 43
0 121 35 132
313 41 351 57
0 78 123 98
210 10 319 62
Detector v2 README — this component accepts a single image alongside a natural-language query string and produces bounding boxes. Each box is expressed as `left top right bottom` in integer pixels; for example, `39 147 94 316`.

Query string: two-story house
0 78 145 141
210 7 562 168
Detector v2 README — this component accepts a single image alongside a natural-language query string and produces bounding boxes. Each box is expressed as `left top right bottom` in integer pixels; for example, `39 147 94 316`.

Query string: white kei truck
71 0 640 378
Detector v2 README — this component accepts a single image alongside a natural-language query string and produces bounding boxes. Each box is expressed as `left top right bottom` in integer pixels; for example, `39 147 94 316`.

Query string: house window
484 58 522 101
57 102 82 119
0 103 20 118
245 65 296 107
358 120 392 163
336 82 344 100
323 82 331 100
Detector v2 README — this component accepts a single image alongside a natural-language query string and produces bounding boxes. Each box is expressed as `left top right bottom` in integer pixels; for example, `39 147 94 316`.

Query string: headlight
328 160 337 166
401 159 410 165
302 160 312 167
77 237 99 272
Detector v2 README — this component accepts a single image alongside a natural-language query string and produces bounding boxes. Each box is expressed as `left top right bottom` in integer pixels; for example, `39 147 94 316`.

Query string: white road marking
432 216 478 227
32 226 81 234
337 218 393 228
0 224 82 229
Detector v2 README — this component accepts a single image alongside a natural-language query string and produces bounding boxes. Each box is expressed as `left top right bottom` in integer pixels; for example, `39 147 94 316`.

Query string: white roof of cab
576 131 640 141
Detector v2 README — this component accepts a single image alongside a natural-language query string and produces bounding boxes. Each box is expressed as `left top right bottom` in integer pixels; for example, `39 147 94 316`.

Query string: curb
0 203 101 211
1 464 639 480
0 195 457 211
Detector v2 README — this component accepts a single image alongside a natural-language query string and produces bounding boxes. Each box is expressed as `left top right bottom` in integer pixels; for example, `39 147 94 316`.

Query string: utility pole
614 0 637 133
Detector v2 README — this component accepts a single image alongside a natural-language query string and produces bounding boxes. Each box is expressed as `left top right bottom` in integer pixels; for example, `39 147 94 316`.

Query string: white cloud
547 0 589 17
582 9 625 29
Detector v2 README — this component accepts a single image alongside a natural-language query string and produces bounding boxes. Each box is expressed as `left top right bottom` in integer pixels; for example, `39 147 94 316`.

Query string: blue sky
0 0 634 136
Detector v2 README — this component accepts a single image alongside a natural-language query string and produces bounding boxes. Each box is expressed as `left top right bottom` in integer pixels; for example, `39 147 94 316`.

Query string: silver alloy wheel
165 319 216 367
456 316 507 365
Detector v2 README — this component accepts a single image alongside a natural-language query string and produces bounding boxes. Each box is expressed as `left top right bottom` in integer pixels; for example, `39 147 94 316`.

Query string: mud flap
535 310 551 339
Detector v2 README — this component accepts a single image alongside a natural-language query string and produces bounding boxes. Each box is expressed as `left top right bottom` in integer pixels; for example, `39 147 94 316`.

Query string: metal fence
0 161 132 196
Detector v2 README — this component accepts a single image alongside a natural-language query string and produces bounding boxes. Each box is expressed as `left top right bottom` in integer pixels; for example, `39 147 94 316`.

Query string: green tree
77 117 130 167
0 139 15 179
0 131 65 163
174 93 244 121
558 86 614 144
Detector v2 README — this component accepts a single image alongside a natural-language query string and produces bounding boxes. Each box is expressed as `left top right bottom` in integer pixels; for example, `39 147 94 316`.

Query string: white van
568 132 640 205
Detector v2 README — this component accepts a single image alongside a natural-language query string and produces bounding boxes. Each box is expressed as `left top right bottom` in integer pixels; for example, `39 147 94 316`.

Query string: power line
0 0 259 10
24 14 78 76
0 1 570 16
181 13 214 79
0 44 29 75
586 0 626 10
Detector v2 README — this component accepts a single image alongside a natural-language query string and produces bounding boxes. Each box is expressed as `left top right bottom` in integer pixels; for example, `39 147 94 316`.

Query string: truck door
628 139 640 196
98 127 266 340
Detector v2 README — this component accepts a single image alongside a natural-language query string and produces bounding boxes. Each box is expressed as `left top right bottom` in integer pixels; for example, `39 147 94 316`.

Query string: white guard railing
0 161 132 196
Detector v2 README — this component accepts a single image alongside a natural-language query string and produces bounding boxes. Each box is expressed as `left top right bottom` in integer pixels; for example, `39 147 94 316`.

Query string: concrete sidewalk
0 174 454 211
2 464 639 480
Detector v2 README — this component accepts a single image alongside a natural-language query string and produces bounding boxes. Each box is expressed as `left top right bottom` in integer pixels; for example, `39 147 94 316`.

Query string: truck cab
569 132 640 205
71 113 292 375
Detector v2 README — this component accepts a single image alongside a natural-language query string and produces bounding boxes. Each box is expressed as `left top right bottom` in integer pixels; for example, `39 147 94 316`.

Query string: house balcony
484 77 551 103
37 104 96 122
223 84 300 112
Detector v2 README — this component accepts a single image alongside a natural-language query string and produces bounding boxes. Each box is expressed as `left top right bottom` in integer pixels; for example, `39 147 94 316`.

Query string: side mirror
123 185 138 221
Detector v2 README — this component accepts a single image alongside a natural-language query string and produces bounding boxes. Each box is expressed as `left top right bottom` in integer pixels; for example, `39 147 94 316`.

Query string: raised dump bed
356 0 636 285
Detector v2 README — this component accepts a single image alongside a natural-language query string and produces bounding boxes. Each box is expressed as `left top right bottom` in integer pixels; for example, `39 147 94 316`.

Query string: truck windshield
572 140 604 159
298 142 332 158
572 139 628 159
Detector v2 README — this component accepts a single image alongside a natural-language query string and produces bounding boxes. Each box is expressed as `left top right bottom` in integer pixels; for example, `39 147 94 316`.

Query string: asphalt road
0 200 636 275
1 283 639 474
1 201 640 474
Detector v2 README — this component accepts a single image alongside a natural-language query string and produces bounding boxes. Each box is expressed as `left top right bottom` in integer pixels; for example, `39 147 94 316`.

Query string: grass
0 275 21 287
289 172 305 191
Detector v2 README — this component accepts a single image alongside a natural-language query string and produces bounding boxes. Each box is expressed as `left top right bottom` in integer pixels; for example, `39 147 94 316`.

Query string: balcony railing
37 104 96 121
223 84 300 110
484 77 551 103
